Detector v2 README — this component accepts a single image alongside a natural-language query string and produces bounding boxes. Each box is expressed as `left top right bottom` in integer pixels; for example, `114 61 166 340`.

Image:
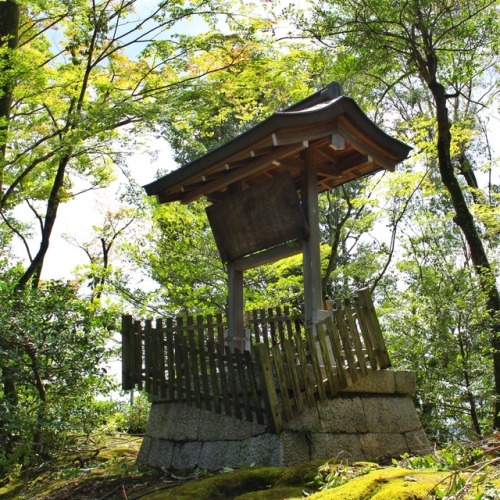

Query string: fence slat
353 297 378 370
315 321 339 397
174 332 184 401
197 316 211 411
144 319 153 395
216 313 225 352
324 316 348 389
188 330 201 409
133 320 143 391
305 326 326 401
216 341 231 416
284 306 294 342
182 334 192 405
344 300 368 377
253 343 282 433
276 307 287 346
207 340 221 414
282 338 304 414
333 305 358 384
121 315 133 390
234 348 253 422
244 350 264 425
357 289 391 368
293 330 315 407
251 309 261 343
166 318 175 400
272 344 293 421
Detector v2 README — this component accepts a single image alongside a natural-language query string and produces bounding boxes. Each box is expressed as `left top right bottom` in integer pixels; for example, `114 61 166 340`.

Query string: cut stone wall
137 370 430 470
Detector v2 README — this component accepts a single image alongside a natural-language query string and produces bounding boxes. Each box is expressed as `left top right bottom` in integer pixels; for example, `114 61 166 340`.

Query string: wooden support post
227 262 247 351
301 149 323 326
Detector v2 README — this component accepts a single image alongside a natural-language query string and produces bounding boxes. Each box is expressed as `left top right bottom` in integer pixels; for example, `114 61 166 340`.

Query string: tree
122 199 228 316
0 0 261 461
0 1 19 171
381 192 494 440
66 206 136 302
0 277 116 464
0 0 251 291
292 0 500 428
158 41 327 164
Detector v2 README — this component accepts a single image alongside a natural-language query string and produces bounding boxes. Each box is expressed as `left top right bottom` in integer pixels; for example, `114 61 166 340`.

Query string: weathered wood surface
206 172 309 262
121 288 390 433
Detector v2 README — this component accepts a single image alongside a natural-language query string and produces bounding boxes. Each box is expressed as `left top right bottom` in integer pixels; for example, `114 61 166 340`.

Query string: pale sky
38 137 175 281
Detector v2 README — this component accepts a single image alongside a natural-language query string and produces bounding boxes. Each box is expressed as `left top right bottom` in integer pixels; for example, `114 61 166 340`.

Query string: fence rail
121 288 390 433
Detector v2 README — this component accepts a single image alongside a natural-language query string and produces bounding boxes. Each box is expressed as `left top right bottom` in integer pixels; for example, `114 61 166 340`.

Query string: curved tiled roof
144 83 411 204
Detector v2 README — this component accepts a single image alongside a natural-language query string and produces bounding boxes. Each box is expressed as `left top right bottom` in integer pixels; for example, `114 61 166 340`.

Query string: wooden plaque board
206 172 309 262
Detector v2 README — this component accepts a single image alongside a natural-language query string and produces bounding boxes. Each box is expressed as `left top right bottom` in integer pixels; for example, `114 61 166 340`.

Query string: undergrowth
3 433 500 499
395 435 500 499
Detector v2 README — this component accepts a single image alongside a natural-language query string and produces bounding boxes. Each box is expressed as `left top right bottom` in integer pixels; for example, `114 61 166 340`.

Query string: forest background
0 0 499 471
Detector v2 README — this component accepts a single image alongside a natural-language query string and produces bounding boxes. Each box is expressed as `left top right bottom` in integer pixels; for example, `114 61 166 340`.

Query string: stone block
360 433 408 462
198 440 243 470
146 402 200 441
251 419 270 436
147 439 174 469
171 441 202 470
362 396 421 433
197 410 256 441
145 402 175 439
404 429 432 456
311 433 364 462
168 404 202 440
282 403 321 432
242 433 282 467
342 370 396 394
279 430 311 466
136 435 152 465
395 371 416 396
317 397 368 433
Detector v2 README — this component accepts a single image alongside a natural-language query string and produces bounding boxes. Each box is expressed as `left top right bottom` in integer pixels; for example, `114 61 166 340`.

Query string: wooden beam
329 132 345 150
274 157 305 170
272 121 339 146
232 242 303 272
227 262 244 349
337 116 398 171
336 153 372 171
156 191 182 204
301 148 323 325
180 143 308 204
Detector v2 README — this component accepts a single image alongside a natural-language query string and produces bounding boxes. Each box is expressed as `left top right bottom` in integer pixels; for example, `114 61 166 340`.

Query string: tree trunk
0 1 20 451
23 336 47 455
0 0 19 193
458 326 482 437
15 155 71 291
429 79 500 430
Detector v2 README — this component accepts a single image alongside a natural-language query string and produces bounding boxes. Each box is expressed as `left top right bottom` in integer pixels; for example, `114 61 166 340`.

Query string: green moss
144 467 286 499
235 486 305 499
275 460 325 486
303 467 449 499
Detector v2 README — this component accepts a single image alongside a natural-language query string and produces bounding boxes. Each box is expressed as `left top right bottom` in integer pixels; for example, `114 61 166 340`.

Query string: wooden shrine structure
121 84 430 469
143 82 411 348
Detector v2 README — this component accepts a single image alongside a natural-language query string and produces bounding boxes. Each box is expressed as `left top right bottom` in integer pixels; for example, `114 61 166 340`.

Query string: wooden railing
121 289 390 433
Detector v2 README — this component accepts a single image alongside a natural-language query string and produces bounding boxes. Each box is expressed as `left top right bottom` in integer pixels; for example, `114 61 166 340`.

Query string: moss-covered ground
1 434 500 499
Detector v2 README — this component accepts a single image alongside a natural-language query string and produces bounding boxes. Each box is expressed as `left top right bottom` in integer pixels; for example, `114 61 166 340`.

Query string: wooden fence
121 288 390 433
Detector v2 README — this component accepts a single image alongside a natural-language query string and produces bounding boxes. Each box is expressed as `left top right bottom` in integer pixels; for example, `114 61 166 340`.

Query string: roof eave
144 95 412 198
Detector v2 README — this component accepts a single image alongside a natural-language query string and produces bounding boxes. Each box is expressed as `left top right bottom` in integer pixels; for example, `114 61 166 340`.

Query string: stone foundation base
137 370 430 470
